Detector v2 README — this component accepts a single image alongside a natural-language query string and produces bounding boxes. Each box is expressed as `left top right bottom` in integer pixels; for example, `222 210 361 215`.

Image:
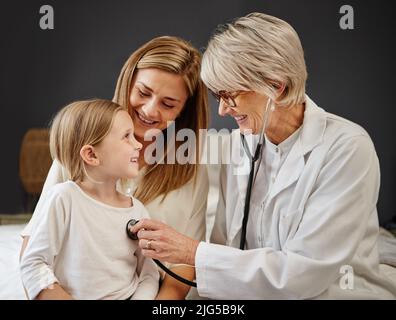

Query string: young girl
20 99 159 300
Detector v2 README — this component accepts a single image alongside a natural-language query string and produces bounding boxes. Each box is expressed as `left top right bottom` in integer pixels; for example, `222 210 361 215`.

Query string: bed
0 224 27 299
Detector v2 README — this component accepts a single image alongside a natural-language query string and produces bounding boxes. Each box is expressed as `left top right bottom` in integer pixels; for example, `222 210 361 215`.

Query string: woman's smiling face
129 68 189 140
217 90 270 135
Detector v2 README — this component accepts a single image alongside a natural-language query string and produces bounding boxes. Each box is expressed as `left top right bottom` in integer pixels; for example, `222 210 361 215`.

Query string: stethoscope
126 219 198 287
125 99 274 287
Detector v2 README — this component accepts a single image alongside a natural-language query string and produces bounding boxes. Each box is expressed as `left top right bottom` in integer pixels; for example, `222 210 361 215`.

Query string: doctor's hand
130 219 199 266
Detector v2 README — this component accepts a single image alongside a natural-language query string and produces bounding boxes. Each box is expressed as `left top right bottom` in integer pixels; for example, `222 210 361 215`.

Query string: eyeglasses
211 90 241 108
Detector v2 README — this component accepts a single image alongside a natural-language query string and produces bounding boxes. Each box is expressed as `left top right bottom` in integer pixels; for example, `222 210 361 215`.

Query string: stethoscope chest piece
126 219 139 240
124 218 197 287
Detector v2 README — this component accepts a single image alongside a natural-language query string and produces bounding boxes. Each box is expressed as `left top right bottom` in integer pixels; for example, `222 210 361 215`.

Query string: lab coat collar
269 95 327 198
299 95 327 156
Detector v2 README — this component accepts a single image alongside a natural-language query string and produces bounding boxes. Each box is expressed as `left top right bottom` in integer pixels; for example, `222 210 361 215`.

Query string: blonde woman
20 36 209 300
20 99 159 300
132 13 396 299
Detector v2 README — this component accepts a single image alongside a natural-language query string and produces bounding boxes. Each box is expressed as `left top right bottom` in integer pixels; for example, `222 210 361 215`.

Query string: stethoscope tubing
239 98 273 249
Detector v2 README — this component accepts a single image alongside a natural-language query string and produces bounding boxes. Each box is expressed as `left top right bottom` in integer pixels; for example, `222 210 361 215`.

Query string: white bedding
0 224 27 300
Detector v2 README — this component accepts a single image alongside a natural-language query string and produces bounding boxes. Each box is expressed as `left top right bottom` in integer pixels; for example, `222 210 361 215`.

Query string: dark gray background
1 0 395 225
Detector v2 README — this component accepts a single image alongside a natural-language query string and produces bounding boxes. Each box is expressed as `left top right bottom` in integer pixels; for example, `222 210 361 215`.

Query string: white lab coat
195 95 396 299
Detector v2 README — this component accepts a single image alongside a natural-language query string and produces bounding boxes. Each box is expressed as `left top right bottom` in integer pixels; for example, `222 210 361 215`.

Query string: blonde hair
201 12 307 107
113 36 209 204
49 99 124 182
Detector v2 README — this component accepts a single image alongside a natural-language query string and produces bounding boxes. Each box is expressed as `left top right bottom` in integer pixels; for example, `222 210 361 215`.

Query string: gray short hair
201 12 307 106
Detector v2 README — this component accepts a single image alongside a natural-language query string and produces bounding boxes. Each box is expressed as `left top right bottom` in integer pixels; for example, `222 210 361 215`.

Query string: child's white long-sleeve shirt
20 181 159 300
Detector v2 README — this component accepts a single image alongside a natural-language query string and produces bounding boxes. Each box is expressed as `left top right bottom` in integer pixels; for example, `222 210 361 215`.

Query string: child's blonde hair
49 99 125 182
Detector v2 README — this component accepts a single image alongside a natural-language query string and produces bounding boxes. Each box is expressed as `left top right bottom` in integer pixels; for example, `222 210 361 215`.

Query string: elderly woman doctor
131 12 396 299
